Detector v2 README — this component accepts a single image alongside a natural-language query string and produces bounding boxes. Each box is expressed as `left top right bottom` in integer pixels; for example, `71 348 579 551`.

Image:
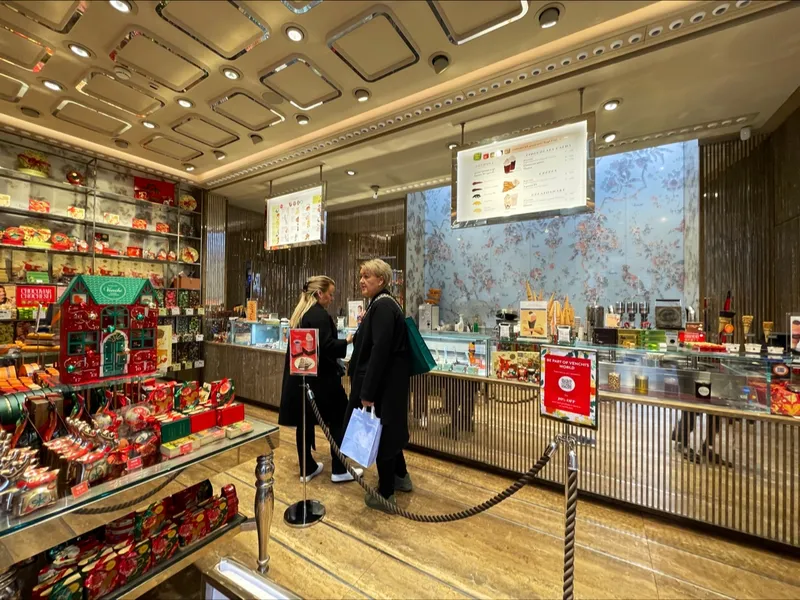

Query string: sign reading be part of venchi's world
540 345 598 429
265 184 326 250
452 116 594 228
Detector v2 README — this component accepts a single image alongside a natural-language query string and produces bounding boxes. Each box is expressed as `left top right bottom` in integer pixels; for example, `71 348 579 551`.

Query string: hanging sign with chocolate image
289 328 319 377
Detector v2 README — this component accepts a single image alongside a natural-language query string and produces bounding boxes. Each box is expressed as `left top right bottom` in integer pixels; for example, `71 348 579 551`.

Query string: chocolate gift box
187 407 216 433
151 522 179 563
216 403 245 427
117 538 152 585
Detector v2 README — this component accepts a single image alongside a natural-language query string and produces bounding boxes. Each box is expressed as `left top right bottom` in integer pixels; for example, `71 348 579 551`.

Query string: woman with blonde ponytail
279 276 361 483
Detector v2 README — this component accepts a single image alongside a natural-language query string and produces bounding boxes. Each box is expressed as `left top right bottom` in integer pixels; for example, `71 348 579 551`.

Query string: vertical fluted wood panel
225 200 405 315
203 192 227 307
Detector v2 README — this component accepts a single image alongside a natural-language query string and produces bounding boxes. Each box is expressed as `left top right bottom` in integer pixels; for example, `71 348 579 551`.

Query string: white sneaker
331 468 364 483
300 462 324 483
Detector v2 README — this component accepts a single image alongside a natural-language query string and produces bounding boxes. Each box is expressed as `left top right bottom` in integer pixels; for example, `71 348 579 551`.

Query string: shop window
101 306 129 330
130 328 155 350
67 331 99 356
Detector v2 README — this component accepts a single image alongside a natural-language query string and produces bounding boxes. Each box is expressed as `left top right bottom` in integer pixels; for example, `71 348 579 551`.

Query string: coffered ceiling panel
52 100 131 136
76 70 164 118
260 55 340 110
2 1 85 33
211 90 284 131
0 71 25 102
110 30 208 93
142 134 202 161
0 21 52 72
282 1 322 15
329 9 418 82
172 115 238 148
156 0 270 60
429 0 529 45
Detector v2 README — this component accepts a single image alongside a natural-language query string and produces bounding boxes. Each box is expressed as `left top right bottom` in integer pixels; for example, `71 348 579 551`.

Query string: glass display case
228 319 285 349
575 342 799 415
420 332 492 377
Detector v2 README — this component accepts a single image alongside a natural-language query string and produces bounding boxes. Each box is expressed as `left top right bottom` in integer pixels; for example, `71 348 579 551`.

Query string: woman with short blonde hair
345 259 413 512
280 276 361 484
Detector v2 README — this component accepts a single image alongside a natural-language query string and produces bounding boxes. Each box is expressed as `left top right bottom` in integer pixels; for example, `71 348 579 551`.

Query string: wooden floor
144 405 800 600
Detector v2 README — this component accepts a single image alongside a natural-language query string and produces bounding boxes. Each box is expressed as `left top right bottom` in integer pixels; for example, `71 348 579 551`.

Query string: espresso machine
638 301 650 329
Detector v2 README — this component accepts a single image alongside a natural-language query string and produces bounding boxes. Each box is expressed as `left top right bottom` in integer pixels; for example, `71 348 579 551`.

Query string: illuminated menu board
452 118 594 227
265 184 326 250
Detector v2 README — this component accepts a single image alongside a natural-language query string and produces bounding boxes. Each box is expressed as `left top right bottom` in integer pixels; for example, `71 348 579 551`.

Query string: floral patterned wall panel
407 141 699 327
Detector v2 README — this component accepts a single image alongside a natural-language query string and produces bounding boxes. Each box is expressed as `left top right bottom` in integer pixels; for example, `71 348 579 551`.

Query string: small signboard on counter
289 328 318 377
452 115 594 228
539 345 598 429
265 184 326 250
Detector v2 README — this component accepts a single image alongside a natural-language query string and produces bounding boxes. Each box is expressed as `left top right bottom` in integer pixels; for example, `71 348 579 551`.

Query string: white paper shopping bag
341 407 382 468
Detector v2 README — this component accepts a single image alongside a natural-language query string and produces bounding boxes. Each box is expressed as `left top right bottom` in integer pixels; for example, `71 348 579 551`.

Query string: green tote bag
405 316 436 376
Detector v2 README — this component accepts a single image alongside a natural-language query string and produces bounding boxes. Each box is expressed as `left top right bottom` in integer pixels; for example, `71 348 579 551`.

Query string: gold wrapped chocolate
763 321 774 342
741 315 754 336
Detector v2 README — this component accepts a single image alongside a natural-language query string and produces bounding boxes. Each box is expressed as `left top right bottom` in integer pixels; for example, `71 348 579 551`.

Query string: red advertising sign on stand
289 328 319 377
16 285 57 307
540 345 598 429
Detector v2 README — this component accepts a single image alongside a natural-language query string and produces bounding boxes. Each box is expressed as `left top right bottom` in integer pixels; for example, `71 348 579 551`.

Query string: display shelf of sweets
10 480 243 600
0 164 93 195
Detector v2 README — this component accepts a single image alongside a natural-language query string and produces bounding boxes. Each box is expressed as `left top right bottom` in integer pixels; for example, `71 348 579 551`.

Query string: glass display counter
420 332 492 377
227 319 288 350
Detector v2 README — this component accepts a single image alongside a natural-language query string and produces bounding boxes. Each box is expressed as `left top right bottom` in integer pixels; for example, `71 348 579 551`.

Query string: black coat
346 290 410 460
279 304 348 429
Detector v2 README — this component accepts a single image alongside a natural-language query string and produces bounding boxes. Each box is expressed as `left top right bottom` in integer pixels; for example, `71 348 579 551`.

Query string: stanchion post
254 451 275 574
562 441 578 600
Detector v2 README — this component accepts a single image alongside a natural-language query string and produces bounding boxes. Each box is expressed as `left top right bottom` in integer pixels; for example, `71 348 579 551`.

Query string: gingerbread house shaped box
58 275 159 385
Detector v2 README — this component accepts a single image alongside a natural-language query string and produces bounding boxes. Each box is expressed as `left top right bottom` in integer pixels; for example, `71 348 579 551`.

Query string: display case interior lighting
296 114 309 125
354 88 370 102
177 98 194 108
539 6 561 28
43 80 63 92
603 99 621 111
602 132 617 143
69 43 91 58
285 26 304 42
222 67 241 80
109 0 132 13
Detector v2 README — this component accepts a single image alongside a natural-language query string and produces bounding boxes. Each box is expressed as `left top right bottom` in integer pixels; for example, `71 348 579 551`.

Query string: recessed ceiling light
222 67 240 80
109 0 132 13
602 132 617 143
177 98 193 108
113 139 129 149
346 169 356 176
296 114 309 125
183 164 195 172
285 26 304 42
539 6 560 29
20 107 40 118
214 151 226 160
142 121 157 129
354 88 370 103
603 99 621 111
447 142 458 150
43 80 63 92
69 43 91 58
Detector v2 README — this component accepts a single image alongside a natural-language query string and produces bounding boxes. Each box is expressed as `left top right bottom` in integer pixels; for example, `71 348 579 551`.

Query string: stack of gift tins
146 378 251 459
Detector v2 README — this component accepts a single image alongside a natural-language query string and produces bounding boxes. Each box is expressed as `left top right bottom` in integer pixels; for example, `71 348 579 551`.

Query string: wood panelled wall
225 199 405 317
701 106 800 341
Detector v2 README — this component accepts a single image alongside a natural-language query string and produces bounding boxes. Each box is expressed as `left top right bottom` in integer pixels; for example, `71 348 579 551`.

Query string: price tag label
194 360 205 368
183 361 193 370
127 456 143 471
71 481 89 499
197 308 205 316
0 310 13 320
185 308 194 316
171 334 179 344
158 308 167 317
171 363 182 372
179 442 193 455
171 308 181 316
195 334 204 342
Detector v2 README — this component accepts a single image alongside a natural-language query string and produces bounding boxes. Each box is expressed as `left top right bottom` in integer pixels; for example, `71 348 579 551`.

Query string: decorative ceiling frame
141 133 203 161
52 100 132 137
170 114 240 149
0 71 27 103
155 0 270 61
328 6 419 82
281 0 323 15
0 21 53 73
1 0 87 34
207 0 782 188
427 0 530 46
259 54 342 111
75 70 165 118
210 89 285 131
109 29 209 93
